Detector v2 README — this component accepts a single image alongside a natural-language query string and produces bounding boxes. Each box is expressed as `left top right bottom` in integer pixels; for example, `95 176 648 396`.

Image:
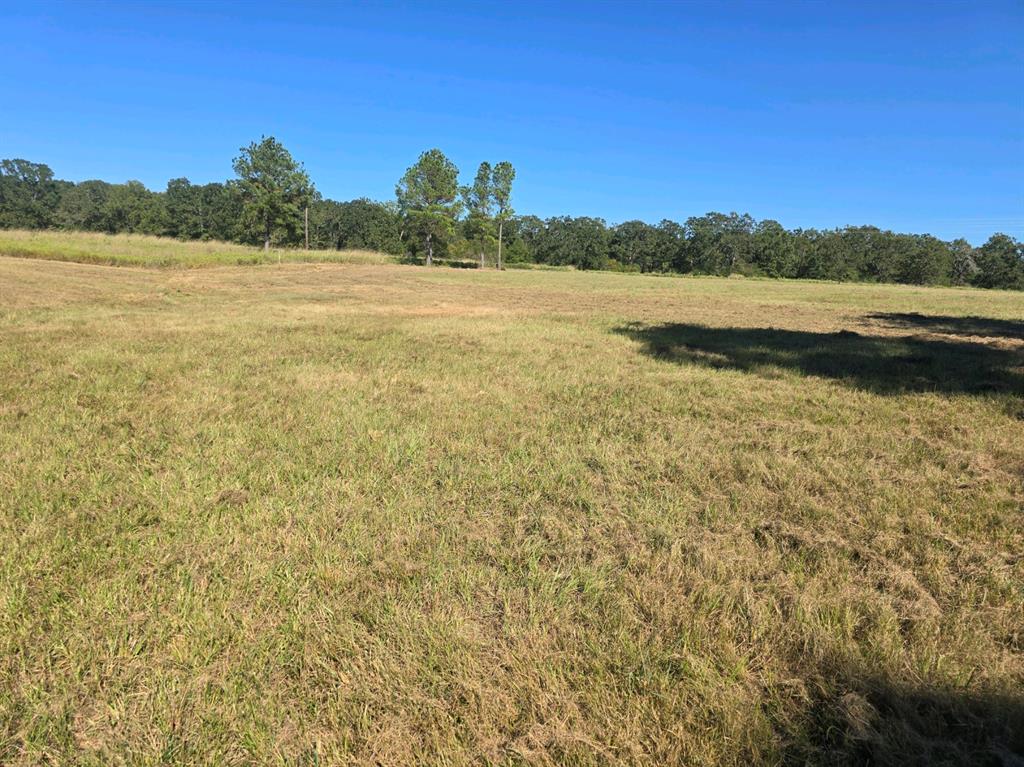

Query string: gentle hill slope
0 229 393 268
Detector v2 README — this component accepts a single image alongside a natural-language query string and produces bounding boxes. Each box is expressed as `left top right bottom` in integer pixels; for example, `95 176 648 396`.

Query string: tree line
1 140 1021 289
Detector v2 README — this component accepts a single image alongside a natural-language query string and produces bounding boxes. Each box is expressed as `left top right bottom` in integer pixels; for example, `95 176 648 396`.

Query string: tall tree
55 180 113 231
610 220 660 271
751 219 795 277
491 161 515 270
541 216 610 270
232 136 313 252
164 178 217 239
203 183 244 242
685 212 755 275
658 219 691 273
102 181 166 234
309 198 403 254
949 238 979 285
895 234 950 285
0 159 62 229
514 214 546 261
462 162 494 268
395 149 461 266
973 233 1024 290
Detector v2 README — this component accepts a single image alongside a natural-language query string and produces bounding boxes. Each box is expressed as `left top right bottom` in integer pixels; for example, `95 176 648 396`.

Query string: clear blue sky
1 0 1021 243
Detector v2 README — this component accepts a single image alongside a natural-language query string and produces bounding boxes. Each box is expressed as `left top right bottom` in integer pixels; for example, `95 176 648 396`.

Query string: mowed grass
0 250 1022 765
0 229 393 268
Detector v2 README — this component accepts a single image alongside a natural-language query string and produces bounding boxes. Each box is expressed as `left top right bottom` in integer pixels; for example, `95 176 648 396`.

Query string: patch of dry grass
0 229 392 268
0 251 1022 765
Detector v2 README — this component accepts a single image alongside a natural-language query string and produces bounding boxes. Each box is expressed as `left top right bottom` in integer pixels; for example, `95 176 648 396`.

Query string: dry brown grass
0 253 1022 765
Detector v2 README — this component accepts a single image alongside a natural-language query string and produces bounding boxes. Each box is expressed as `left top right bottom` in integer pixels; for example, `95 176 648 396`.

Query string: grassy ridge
0 229 393 268
0 249 1022 765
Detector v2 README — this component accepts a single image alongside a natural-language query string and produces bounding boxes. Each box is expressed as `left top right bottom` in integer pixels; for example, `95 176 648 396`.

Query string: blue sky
1 1 1021 243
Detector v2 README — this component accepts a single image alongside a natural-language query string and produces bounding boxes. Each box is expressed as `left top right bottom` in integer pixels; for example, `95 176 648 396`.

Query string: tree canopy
232 137 314 251
395 149 462 266
1 143 1021 290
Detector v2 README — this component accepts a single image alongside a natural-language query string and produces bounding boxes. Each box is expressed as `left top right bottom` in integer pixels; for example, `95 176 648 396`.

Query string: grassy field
0 244 1022 765
0 229 393 268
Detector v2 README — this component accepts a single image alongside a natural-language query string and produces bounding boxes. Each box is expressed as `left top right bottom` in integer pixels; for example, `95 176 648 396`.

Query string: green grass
0 229 393 268
0 241 1022 765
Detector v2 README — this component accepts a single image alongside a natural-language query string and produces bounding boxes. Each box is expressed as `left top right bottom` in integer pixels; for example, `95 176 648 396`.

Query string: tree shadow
778 664 1024 766
866 312 1024 341
614 323 1023 397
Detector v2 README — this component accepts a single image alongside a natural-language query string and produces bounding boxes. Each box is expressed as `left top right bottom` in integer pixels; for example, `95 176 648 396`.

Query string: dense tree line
1 144 1021 289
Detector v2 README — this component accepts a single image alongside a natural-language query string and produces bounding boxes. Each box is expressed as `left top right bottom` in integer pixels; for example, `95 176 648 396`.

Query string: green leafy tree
102 181 166 234
0 159 61 228
751 219 795 277
165 178 201 238
5 151 1024 291
685 212 755 275
541 216 610 270
610 220 664 272
205 183 244 242
462 161 494 268
819 230 856 281
491 161 515 270
164 179 239 241
837 226 887 282
788 228 822 279
56 180 113 231
514 214 546 261
949 239 979 285
395 149 461 266
973 234 1024 290
309 198 402 254
233 137 313 252
620 220 680 273
895 234 950 285
656 219 690 273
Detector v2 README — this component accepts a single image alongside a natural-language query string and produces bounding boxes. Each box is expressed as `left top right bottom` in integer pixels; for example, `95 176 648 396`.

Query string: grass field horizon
0 229 395 269
1 238 1022 765
5 229 1024 295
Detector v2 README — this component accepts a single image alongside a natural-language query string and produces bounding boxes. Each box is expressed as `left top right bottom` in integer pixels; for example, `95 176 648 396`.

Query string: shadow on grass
780 667 1024 766
866 312 1024 341
614 322 1024 397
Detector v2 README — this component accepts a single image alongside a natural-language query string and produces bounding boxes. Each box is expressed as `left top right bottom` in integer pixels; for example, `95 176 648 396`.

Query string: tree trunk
304 206 309 250
425 232 433 266
480 248 484 269
497 220 503 270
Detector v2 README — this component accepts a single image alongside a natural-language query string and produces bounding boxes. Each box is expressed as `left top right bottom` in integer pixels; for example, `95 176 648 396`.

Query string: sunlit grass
0 242 1022 765
0 229 393 268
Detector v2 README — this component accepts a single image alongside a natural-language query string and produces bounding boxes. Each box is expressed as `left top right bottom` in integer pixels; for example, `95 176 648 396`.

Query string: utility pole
304 206 309 250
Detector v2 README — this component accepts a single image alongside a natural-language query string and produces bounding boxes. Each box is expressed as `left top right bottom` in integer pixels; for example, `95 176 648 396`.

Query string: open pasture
1 253 1022 765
